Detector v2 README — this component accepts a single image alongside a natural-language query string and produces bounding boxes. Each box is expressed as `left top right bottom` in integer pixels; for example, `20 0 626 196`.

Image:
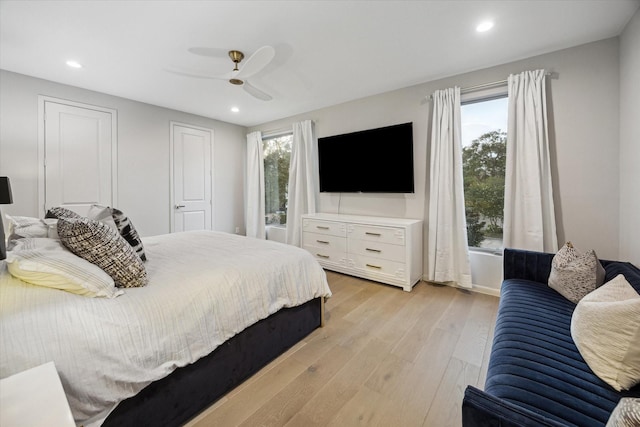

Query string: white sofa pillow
6 238 123 298
571 274 640 391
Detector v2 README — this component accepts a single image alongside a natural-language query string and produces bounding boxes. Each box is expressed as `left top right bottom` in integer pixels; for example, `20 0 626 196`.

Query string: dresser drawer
302 232 347 252
348 224 405 245
348 239 405 262
349 254 407 280
302 219 346 237
303 245 347 266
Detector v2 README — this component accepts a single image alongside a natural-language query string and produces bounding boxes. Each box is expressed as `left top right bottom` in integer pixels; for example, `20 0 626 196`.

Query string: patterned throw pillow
607 398 640 427
45 206 83 219
111 207 146 261
548 242 605 303
57 217 147 288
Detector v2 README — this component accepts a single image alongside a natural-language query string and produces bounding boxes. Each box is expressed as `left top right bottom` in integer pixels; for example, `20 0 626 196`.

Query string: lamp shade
0 177 13 204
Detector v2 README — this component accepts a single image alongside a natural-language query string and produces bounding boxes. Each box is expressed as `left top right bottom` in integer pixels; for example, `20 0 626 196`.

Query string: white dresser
302 213 423 291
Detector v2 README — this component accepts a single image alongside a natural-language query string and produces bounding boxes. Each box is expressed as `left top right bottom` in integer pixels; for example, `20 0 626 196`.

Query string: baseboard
421 276 501 297
470 284 501 297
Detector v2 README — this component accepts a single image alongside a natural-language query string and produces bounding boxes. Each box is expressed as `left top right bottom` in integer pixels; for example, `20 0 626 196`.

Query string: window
263 133 292 225
461 95 508 250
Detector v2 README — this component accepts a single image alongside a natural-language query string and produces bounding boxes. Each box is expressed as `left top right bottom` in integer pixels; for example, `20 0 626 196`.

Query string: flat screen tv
318 122 414 193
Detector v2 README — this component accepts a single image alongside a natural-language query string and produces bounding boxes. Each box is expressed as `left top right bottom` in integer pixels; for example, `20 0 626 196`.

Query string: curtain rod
461 79 508 94
262 127 293 139
259 118 318 139
428 71 554 100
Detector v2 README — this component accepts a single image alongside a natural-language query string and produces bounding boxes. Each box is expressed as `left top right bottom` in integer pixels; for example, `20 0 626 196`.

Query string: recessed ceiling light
66 60 83 69
231 107 240 113
476 21 494 33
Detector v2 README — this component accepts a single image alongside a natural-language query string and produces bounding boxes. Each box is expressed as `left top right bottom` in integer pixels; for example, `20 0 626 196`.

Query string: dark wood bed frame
102 297 324 426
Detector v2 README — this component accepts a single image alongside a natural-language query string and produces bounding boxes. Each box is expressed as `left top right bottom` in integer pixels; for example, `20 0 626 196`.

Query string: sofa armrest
503 248 555 284
462 386 566 427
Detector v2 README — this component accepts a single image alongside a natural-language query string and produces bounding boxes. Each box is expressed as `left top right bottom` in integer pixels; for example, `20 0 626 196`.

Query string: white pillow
6 238 123 298
42 218 60 239
6 214 48 240
87 204 118 230
571 274 640 391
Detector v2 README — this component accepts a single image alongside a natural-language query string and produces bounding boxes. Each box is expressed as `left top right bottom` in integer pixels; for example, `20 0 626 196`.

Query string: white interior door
42 100 116 216
171 123 213 232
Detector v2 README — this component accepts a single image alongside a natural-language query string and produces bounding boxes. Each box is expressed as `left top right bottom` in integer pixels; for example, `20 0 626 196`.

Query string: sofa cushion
572 274 640 392
485 278 640 427
548 242 605 303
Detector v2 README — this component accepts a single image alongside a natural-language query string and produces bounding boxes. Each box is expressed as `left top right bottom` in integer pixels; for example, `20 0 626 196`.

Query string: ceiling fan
166 45 275 101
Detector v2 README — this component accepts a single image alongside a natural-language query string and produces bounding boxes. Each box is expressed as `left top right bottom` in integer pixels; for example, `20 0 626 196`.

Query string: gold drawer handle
365 248 381 253
366 263 382 269
317 226 330 230
365 232 381 236
316 254 330 259
317 240 330 244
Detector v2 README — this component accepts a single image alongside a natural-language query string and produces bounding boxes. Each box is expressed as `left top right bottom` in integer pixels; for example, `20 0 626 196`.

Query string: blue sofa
462 248 640 427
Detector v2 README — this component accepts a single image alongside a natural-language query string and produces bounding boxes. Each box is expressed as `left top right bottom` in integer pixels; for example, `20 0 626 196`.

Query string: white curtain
285 120 318 246
427 87 472 288
503 69 558 252
245 131 266 239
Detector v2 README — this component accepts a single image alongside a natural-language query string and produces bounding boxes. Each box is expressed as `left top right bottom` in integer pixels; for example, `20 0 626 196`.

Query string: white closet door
44 101 115 216
171 123 213 232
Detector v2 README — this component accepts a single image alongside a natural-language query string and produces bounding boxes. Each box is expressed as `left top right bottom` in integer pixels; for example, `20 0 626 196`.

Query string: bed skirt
102 297 323 426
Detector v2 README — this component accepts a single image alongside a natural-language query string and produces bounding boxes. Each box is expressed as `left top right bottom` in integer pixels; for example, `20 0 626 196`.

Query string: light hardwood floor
186 271 499 427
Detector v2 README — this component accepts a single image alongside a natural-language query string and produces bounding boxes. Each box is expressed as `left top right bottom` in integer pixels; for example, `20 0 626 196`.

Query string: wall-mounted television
318 122 414 193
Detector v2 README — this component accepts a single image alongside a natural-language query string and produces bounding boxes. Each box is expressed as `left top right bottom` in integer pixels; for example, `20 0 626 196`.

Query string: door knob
175 204 186 209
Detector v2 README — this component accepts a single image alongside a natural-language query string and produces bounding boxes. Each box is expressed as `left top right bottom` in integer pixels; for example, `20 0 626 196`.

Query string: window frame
461 86 508 254
262 131 293 227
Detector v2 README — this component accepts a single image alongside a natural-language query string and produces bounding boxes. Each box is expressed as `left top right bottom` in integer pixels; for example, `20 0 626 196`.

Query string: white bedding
0 231 331 426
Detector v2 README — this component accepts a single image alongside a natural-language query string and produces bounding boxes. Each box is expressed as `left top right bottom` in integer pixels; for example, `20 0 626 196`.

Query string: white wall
619 8 640 265
0 70 246 237
2 32 635 291
249 37 628 291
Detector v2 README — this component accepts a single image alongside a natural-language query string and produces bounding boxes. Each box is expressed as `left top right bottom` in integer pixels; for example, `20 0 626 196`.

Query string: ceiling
1 1 638 127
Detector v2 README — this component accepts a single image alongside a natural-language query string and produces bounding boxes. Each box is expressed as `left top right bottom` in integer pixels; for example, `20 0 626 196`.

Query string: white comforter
0 231 331 425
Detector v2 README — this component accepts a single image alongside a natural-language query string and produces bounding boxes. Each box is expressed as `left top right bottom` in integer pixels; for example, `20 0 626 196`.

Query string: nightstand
0 361 75 427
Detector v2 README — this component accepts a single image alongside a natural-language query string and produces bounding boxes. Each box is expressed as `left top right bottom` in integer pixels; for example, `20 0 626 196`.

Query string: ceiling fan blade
243 81 273 101
165 66 231 80
187 47 228 58
236 45 275 79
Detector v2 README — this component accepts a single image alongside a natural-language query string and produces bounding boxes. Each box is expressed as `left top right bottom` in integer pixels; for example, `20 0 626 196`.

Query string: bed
0 229 332 426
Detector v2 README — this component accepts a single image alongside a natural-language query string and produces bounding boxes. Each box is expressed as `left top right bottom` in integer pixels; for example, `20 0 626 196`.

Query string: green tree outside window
462 130 506 248
264 135 292 225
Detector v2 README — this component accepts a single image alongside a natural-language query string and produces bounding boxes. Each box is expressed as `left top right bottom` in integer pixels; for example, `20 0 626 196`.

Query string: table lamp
0 176 13 260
